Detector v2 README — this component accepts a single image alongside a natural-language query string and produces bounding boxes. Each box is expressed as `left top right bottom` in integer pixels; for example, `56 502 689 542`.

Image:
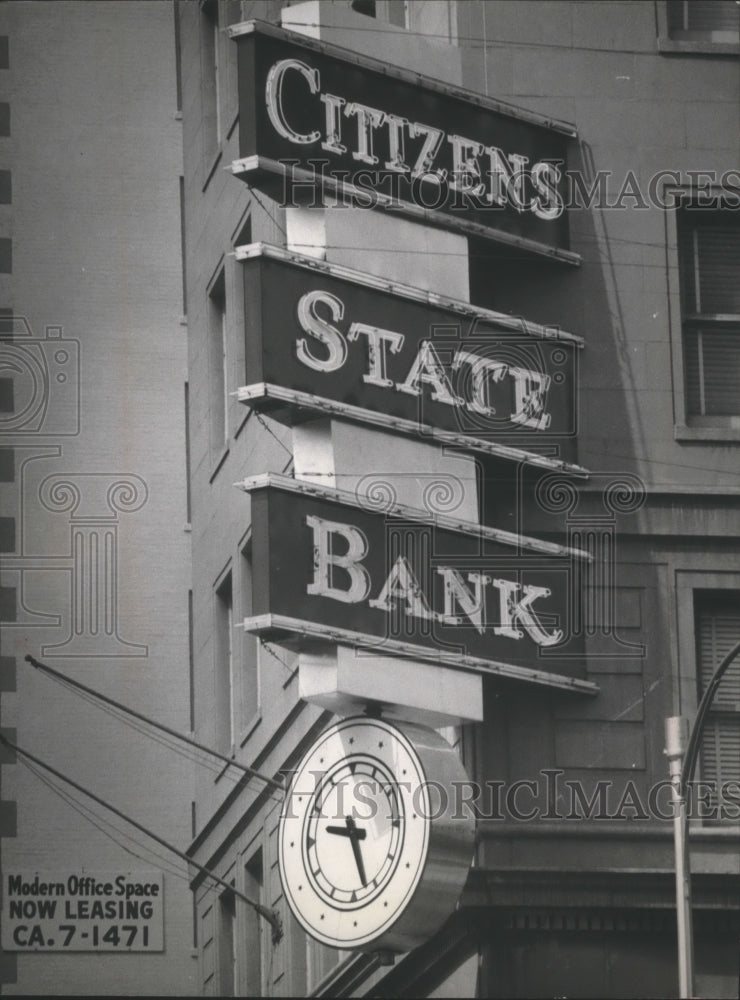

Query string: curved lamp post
665 639 740 999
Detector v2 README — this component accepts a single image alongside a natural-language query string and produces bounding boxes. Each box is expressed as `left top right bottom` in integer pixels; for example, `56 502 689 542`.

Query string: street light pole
665 716 694 999
664 639 740 1000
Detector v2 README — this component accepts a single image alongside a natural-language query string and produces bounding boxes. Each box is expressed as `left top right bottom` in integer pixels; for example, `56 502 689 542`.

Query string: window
694 593 740 825
351 0 455 36
188 588 195 732
351 0 409 27
233 215 251 252
215 571 234 753
234 215 252 412
659 0 739 52
677 205 740 425
200 902 216 993
244 851 264 997
208 267 228 456
184 382 192 523
200 0 221 155
387 0 408 27
218 887 237 996
240 544 259 730
173 1 183 113
179 176 187 314
666 0 739 42
351 0 376 15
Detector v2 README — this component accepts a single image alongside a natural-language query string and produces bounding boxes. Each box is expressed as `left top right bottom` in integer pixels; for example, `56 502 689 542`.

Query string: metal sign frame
238 473 597 694
229 20 580 264
235 243 587 476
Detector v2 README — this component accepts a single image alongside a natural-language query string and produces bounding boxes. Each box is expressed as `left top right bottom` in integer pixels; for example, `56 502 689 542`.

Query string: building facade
0 1 737 997
180 1 739 997
0 2 196 995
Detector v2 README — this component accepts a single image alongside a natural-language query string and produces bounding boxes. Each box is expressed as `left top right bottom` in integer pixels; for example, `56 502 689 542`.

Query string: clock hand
344 815 367 887
325 821 367 840
324 816 368 886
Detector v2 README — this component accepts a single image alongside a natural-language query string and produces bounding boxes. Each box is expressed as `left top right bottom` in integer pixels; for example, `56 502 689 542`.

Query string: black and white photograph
0 0 738 996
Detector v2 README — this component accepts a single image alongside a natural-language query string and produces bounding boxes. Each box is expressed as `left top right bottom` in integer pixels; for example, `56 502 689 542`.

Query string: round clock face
279 716 432 949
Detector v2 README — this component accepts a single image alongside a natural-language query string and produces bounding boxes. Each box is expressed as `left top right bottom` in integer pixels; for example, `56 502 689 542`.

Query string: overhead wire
245 395 740 483
236 164 737 267
234 217 740 482
255 411 294 459
25 655 284 796
275 17 692 57
225 8 737 271
19 755 193 888
231 151 735 266
237 159 737 267
1 733 283 943
250 187 287 237
48 673 250 789
236 233 729 268
260 639 298 677
222 19 740 482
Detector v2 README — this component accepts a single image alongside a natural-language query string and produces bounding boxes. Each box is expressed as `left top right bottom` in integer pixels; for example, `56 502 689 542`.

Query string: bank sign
230 21 576 262
237 244 583 473
241 475 589 689
2 871 164 951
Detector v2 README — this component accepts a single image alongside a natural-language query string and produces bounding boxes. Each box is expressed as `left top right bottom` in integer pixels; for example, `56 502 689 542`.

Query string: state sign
241 474 593 692
237 244 585 475
230 21 578 263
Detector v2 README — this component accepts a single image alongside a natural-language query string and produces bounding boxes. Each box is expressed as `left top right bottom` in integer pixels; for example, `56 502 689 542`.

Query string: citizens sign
230 21 577 262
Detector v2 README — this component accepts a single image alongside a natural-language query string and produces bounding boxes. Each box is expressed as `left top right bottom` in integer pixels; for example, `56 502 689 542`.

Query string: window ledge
658 38 740 56
675 424 740 442
689 824 740 839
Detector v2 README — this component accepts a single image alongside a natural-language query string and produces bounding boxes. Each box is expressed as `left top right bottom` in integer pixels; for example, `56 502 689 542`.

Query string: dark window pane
351 0 377 15
694 593 740 824
668 0 740 36
685 326 740 415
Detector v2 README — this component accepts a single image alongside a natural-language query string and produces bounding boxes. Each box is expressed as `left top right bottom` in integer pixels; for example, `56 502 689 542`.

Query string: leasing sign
2 871 164 952
237 245 583 472
230 21 576 261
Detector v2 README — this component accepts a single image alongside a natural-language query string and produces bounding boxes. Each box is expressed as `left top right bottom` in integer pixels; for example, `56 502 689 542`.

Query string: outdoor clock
279 715 475 953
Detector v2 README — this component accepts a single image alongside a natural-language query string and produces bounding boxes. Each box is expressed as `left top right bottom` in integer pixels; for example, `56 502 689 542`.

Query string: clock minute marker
280 718 474 951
